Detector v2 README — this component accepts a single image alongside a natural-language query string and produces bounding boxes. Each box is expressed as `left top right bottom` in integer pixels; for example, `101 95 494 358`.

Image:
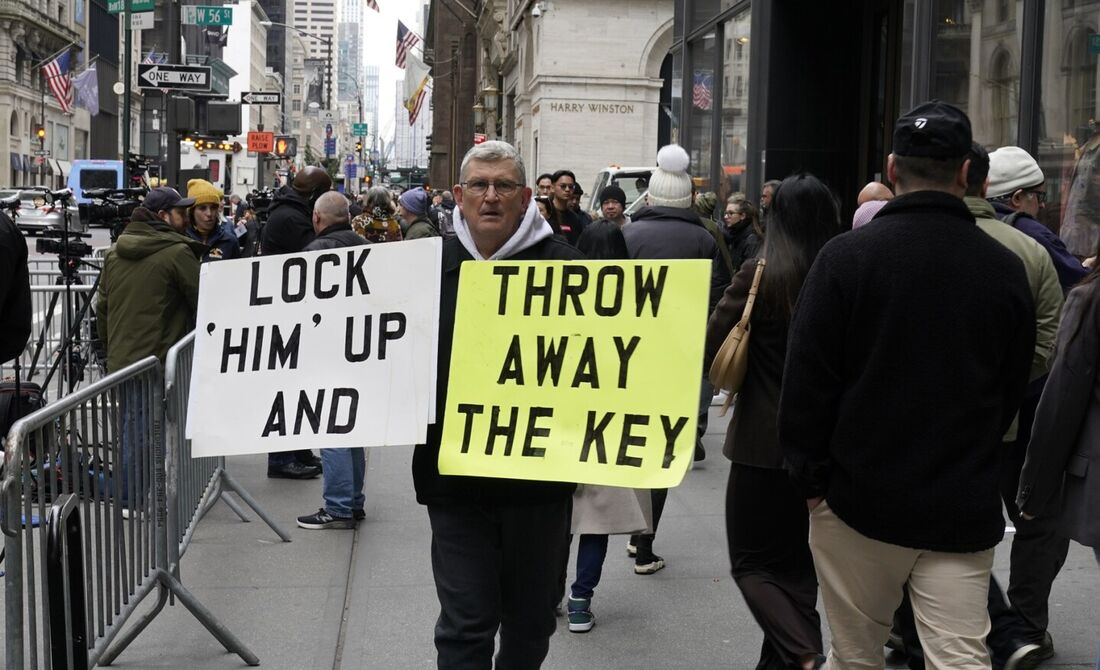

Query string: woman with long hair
704 174 841 670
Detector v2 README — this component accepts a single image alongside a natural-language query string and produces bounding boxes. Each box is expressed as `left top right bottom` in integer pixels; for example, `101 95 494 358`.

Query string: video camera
246 187 276 224
80 187 148 242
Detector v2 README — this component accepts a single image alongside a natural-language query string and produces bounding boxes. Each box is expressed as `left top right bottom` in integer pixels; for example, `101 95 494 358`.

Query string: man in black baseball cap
142 187 195 234
778 100 1035 668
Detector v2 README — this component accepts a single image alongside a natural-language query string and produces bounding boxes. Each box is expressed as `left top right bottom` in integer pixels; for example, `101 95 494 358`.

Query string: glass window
691 0 721 31
1037 6 1100 256
720 9 750 198
931 0 1021 150
687 31 717 190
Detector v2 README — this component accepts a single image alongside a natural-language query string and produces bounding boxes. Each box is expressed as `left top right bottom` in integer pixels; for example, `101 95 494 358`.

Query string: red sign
473 133 487 145
247 131 275 153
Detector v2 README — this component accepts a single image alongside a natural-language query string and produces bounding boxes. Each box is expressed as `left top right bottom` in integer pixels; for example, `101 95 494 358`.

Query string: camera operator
258 166 333 480
0 202 31 364
185 179 241 262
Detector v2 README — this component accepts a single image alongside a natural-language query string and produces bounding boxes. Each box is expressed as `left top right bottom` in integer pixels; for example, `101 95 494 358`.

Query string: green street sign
1090 34 1100 56
181 5 234 26
353 123 369 136
108 0 154 14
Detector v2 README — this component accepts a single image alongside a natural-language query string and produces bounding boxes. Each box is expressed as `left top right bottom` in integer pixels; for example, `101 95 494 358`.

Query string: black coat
303 223 366 251
0 212 31 363
1018 281 1100 547
779 191 1036 553
623 206 732 313
412 235 583 507
261 186 314 255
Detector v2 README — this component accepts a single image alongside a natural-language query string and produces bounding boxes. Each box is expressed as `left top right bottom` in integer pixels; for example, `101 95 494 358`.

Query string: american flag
692 71 713 111
366 0 379 10
396 21 419 69
42 50 74 114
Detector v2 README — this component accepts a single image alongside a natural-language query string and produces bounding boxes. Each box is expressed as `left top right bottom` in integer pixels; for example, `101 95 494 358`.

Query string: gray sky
362 1 427 143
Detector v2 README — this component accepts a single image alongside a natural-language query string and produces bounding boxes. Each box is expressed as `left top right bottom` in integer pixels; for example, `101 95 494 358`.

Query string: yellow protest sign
439 260 710 489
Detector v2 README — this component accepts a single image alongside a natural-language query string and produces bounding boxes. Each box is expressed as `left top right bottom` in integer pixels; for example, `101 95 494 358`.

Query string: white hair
459 140 527 185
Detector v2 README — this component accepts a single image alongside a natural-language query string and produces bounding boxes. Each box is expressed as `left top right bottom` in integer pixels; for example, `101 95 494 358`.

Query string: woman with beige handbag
704 174 841 670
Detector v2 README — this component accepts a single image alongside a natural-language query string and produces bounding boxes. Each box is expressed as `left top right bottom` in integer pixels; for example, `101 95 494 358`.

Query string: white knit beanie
646 144 694 208
987 146 1044 199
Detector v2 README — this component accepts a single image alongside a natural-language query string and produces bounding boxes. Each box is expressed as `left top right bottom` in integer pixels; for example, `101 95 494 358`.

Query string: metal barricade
163 332 289 575
2 357 258 668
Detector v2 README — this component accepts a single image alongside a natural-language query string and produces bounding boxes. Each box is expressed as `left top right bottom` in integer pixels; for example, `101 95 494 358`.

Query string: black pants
428 499 571 670
726 464 822 669
995 394 1070 641
633 488 668 559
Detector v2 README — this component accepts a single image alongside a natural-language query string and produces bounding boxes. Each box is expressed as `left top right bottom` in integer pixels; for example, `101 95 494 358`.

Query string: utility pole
257 106 265 190
122 0 132 164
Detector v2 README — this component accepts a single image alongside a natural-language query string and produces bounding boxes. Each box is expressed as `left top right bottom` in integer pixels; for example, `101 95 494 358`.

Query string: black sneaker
297 508 354 530
297 452 323 470
353 509 365 521
1007 632 1054 670
694 444 706 462
267 462 321 479
634 553 665 575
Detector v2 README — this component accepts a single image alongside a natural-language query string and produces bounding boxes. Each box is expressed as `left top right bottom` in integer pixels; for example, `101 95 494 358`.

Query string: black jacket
723 220 762 275
705 259 786 467
549 207 587 245
779 191 1036 552
412 235 583 507
0 212 31 363
623 206 732 313
303 223 366 251
261 186 314 255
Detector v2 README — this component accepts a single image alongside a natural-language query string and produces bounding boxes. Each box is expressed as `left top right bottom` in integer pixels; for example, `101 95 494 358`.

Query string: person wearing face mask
185 179 241 262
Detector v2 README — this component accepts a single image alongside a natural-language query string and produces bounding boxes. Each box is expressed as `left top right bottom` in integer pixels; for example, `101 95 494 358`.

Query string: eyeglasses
461 180 520 197
723 210 739 217
1025 189 1047 204
556 182 576 190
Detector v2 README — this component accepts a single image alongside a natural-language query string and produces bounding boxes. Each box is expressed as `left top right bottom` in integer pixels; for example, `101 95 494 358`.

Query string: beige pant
809 501 993 670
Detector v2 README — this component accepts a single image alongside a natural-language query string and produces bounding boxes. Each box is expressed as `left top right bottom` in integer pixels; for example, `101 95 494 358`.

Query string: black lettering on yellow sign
456 403 555 457
492 264 669 318
495 334 641 389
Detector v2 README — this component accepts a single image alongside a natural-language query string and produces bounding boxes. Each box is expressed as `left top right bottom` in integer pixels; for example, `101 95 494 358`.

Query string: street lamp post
338 71 365 168
260 21 332 111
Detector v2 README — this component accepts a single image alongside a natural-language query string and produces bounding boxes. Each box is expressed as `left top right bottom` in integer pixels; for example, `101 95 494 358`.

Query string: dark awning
9 152 20 174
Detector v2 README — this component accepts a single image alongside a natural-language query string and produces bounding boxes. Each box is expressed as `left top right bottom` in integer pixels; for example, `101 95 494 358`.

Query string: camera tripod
25 189 103 397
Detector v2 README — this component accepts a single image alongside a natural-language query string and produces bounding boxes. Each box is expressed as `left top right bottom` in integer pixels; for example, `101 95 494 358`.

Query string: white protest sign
186 237 442 457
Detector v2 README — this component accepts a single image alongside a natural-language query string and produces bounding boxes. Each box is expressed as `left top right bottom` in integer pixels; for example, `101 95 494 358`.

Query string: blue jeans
570 534 609 600
321 447 365 518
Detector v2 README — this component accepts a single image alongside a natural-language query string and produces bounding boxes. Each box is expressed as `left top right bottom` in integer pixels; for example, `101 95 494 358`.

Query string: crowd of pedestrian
4 96 1100 670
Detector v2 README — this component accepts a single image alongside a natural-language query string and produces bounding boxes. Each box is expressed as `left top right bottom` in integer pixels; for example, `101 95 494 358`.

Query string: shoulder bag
708 258 765 415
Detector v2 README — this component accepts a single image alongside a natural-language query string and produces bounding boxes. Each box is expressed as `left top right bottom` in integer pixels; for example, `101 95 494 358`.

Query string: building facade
291 0 336 110
675 0 1100 231
0 0 92 188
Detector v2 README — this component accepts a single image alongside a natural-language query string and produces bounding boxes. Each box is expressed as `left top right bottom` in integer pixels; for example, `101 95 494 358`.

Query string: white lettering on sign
549 102 637 114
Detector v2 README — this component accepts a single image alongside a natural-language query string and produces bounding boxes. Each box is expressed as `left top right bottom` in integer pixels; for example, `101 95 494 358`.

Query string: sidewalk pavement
116 406 1100 669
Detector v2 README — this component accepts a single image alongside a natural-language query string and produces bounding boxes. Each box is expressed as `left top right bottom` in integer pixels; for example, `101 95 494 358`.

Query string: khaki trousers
809 501 993 670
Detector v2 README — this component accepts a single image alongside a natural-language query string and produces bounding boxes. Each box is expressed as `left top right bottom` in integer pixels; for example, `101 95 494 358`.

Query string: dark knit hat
893 100 972 159
599 185 627 206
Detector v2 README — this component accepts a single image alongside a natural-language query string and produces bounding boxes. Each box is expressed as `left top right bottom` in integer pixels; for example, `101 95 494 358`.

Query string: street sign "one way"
137 63 212 91
242 91 282 105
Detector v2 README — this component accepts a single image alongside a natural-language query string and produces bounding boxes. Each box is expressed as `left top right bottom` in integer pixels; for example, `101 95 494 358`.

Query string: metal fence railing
2 355 259 668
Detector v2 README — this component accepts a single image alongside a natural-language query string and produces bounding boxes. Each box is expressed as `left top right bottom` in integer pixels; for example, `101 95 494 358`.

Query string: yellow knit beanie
187 179 223 208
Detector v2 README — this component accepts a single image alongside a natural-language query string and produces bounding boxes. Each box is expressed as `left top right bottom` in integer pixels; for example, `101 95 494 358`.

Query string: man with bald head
853 182 895 229
858 181 894 206
296 191 370 529
261 165 333 479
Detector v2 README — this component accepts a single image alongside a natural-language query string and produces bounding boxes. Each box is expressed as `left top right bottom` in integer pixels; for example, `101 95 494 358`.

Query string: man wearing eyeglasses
988 146 1086 294
412 140 583 669
981 146 1087 668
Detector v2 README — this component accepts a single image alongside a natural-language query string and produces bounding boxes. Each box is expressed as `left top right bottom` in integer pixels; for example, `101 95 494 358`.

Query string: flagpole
33 41 77 188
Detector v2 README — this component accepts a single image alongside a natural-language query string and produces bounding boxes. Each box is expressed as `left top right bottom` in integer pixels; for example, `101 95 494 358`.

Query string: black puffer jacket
261 185 314 255
302 223 366 251
0 212 31 363
623 206 732 312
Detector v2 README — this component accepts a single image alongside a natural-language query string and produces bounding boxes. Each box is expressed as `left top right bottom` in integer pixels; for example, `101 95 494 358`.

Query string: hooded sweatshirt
412 199 583 507
96 208 205 371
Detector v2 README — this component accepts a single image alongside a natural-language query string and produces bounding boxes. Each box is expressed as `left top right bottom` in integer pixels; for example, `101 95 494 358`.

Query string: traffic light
363 175 372 186
425 134 432 152
35 125 45 141
355 141 362 152
274 136 297 158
